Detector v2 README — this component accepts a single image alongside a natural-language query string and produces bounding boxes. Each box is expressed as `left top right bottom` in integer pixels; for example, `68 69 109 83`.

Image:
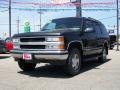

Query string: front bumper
11 50 68 61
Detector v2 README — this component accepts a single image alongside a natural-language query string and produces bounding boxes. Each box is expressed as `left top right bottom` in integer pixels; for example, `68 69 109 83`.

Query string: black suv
11 17 109 75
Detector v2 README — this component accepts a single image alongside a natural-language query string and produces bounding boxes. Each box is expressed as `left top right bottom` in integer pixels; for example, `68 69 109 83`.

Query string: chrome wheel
65 48 82 76
98 47 107 63
103 48 107 60
71 54 80 70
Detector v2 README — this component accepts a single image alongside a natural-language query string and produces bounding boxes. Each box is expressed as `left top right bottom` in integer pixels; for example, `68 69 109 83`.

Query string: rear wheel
65 48 82 76
98 47 107 63
18 60 36 71
110 46 114 50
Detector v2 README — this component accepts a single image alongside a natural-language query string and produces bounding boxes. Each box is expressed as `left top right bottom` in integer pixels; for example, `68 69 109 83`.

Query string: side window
100 24 108 35
84 20 95 33
42 22 56 31
85 21 93 28
94 23 102 35
56 19 82 30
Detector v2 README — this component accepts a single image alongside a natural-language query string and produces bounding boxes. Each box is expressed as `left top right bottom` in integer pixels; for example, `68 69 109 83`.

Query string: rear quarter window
94 23 102 35
100 24 108 35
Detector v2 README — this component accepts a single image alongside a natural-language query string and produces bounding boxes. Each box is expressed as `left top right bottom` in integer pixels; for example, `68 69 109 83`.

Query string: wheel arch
67 41 83 55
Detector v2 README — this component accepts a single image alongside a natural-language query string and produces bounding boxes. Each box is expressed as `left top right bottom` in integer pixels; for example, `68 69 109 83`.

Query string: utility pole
38 7 42 31
9 0 11 37
76 0 82 17
71 0 82 17
16 16 20 34
116 0 119 51
38 0 42 31
39 8 42 31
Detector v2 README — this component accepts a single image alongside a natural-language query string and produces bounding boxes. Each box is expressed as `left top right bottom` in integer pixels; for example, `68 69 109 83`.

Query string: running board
83 56 98 62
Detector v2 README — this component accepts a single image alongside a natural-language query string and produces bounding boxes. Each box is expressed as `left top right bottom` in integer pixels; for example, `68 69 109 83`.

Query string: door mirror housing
84 27 94 33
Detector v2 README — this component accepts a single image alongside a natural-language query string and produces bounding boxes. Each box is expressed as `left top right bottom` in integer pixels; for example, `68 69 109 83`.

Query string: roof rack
87 17 100 23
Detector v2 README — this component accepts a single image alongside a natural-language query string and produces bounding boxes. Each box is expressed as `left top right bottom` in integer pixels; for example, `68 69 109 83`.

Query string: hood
13 31 61 38
13 29 75 38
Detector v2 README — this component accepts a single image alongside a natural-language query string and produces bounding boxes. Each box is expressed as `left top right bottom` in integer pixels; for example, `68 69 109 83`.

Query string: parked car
108 29 116 49
5 37 13 52
0 39 7 53
11 17 109 76
109 35 116 49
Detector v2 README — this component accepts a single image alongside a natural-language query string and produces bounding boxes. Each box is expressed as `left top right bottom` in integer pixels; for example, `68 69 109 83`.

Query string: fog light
13 38 20 43
13 45 20 49
46 45 64 50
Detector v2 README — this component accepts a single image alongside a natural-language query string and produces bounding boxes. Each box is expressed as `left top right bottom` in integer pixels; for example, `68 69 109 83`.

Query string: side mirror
84 28 94 33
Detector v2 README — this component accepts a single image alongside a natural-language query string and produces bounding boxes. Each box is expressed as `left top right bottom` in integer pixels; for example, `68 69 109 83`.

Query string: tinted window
42 18 82 32
94 23 102 35
100 24 108 35
83 20 95 32
42 22 56 31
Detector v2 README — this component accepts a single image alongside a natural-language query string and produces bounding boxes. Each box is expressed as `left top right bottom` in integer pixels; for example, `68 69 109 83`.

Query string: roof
52 17 101 24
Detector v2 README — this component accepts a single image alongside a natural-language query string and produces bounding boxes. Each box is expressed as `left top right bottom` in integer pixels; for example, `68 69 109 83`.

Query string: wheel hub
103 49 107 60
71 54 80 70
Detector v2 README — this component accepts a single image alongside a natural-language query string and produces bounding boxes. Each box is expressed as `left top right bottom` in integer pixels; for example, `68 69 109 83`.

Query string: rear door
81 20 98 56
94 23 103 53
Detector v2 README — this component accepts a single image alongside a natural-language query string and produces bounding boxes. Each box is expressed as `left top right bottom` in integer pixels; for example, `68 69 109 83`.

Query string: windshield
42 18 82 32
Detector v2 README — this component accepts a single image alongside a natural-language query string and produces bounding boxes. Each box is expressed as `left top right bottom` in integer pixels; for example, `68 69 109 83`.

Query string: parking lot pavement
0 49 120 90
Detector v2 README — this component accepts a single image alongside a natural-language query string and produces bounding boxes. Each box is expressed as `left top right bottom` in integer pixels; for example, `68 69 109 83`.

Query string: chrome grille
19 37 46 50
20 37 45 42
20 45 45 49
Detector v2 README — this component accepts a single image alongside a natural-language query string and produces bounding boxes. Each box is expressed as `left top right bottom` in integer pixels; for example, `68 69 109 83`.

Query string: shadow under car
18 59 111 78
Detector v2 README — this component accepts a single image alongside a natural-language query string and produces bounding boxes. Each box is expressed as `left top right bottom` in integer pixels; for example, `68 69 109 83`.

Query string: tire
109 44 114 50
18 60 36 71
98 47 107 63
65 48 82 76
110 47 113 50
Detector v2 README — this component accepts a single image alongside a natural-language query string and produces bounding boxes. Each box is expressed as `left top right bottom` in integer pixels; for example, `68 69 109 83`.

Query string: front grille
20 37 45 42
20 45 45 49
19 37 46 50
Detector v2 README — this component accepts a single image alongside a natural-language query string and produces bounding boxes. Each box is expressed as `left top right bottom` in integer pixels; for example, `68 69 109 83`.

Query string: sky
0 0 117 38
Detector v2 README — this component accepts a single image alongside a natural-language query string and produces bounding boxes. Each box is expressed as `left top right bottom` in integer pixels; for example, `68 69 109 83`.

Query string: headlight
13 38 20 43
13 44 20 49
46 37 65 50
46 37 64 42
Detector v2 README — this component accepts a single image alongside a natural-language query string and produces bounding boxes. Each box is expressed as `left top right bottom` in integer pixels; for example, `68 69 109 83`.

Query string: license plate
23 53 32 60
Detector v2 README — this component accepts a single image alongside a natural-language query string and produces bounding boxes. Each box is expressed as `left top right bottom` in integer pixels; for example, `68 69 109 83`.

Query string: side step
83 56 99 62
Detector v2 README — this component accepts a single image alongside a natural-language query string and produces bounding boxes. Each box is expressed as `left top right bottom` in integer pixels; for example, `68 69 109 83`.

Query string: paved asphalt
0 48 120 90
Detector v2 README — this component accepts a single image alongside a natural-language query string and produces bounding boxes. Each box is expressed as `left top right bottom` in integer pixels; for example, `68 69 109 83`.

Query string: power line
99 16 116 20
0 9 8 12
0 6 117 11
0 3 8 6
0 0 8 2
0 23 22 26
10 1 115 6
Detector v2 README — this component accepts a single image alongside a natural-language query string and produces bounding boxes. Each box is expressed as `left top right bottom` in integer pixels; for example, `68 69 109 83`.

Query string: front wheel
18 60 36 71
65 48 82 76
